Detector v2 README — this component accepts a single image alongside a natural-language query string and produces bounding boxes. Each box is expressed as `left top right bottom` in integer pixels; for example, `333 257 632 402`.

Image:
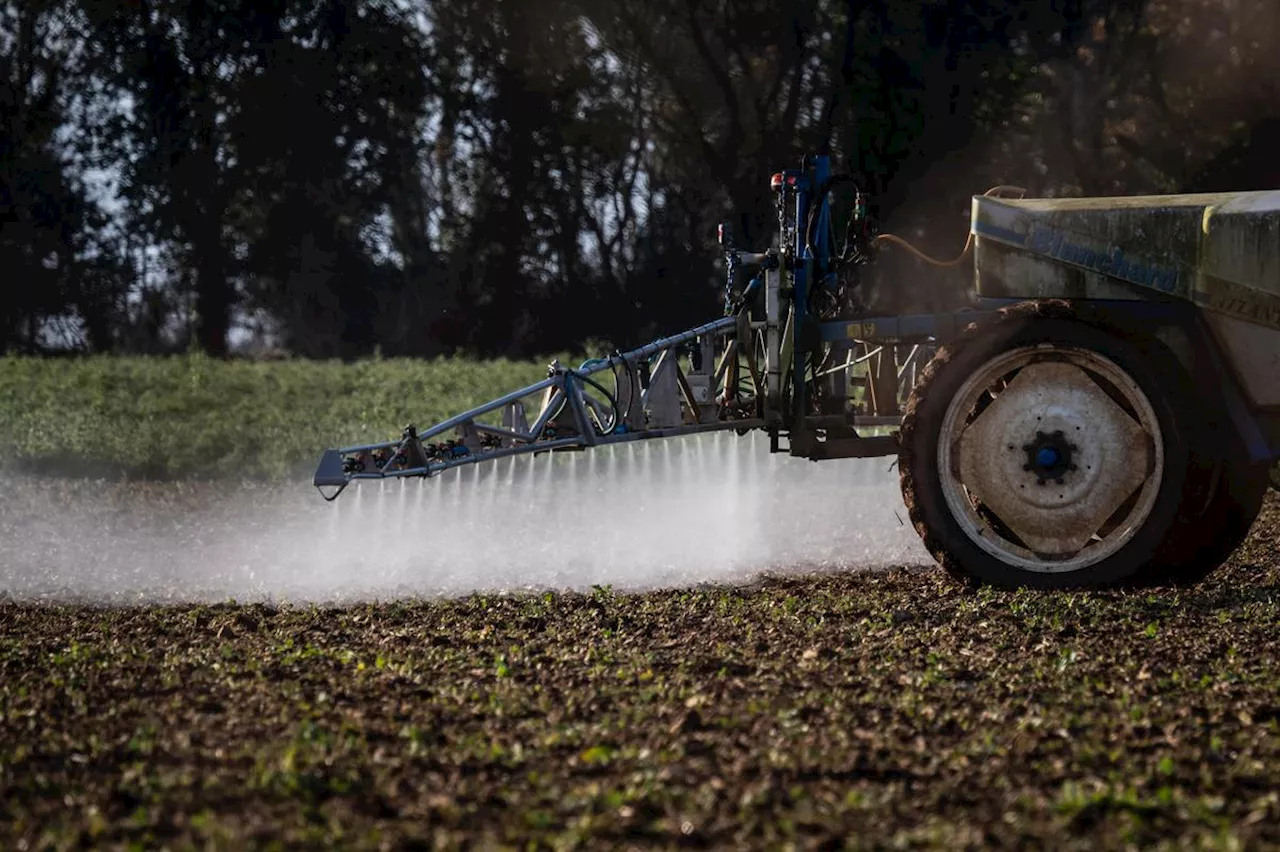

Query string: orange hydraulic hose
870 184 1028 268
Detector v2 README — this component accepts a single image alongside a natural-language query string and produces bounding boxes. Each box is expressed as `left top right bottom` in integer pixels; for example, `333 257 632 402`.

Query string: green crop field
2 355 1280 849
0 355 549 480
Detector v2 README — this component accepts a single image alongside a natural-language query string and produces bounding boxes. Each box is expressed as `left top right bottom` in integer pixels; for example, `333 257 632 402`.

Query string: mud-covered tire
1151 459 1270 586
899 300 1205 590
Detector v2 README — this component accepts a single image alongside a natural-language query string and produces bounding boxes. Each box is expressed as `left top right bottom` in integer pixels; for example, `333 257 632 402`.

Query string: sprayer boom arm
312 316 768 501
315 152 973 504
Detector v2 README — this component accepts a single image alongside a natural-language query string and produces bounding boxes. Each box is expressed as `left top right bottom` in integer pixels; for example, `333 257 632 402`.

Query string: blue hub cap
1021 430 1078 486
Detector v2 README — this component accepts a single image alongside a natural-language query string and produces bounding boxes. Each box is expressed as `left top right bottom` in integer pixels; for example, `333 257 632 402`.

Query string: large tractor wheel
899 302 1206 589
1153 457 1270 586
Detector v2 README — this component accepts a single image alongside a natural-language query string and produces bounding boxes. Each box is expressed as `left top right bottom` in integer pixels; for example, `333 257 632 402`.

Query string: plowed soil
5 497 1280 850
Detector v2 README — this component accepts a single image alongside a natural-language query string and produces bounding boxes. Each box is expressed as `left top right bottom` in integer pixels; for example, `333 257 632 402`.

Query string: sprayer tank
970 190 1280 408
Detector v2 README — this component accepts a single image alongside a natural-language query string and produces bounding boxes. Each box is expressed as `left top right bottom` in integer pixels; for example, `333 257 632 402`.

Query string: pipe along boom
317 153 1280 590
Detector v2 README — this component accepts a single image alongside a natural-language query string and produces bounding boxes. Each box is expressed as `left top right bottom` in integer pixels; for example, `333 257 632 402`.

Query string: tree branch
683 0 742 156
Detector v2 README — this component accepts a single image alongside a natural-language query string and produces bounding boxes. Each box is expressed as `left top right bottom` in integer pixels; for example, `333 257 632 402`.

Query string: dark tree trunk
194 250 232 354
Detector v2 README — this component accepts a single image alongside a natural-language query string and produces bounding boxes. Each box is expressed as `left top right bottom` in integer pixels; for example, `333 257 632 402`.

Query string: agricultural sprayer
314 154 1280 589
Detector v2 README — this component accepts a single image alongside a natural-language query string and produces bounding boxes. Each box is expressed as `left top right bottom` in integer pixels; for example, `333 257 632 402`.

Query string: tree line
3 0 1277 358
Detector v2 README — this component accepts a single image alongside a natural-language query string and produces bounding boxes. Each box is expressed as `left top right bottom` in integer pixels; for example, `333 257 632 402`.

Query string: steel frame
314 317 767 500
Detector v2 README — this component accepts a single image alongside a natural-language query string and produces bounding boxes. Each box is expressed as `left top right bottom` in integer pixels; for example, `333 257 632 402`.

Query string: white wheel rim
937 344 1165 574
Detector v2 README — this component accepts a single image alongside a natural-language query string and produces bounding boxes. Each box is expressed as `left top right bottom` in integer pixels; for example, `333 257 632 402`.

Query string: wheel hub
938 348 1164 572
1022 430 1077 485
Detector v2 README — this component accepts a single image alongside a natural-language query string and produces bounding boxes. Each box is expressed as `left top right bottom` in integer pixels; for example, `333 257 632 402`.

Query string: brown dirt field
4 496 1280 850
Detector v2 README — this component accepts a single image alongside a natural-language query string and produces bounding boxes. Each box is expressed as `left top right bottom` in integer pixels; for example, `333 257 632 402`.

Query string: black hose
569 371 621 436
614 354 639 423
803 173 861 254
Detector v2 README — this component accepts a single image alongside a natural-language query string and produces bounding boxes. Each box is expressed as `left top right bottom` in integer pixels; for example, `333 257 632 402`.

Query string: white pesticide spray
0 432 933 605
